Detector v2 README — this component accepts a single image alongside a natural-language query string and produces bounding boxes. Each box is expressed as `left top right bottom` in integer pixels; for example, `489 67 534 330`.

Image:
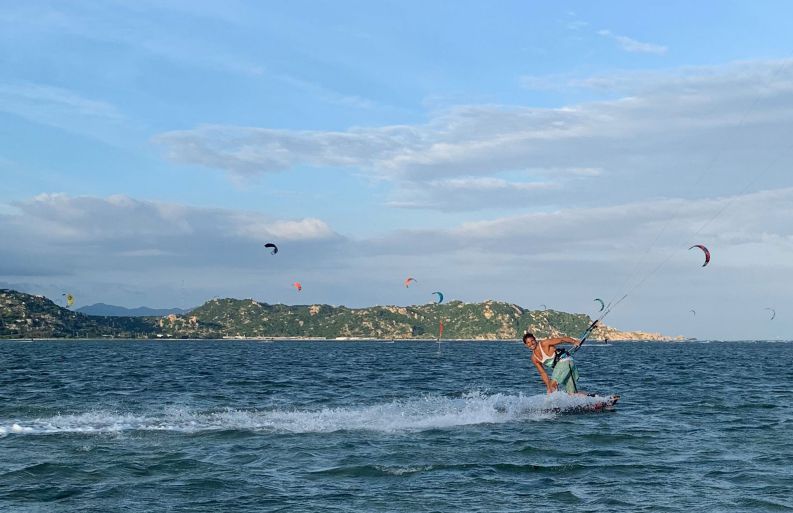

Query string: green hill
0 289 159 338
1 289 593 340
185 298 592 340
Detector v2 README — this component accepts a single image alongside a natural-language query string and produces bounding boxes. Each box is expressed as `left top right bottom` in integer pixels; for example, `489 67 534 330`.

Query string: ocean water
0 340 791 512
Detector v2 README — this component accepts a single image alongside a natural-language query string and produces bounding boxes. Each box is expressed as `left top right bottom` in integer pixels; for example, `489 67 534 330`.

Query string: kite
765 307 776 320
540 304 547 311
62 293 74 308
689 244 711 267
594 298 605 312
404 277 417 288
264 243 278 255
432 291 444 304
690 309 696 317
293 282 302 292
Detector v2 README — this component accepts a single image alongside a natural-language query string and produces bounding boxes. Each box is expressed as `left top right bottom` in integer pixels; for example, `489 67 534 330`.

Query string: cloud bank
156 59 793 212
597 30 668 55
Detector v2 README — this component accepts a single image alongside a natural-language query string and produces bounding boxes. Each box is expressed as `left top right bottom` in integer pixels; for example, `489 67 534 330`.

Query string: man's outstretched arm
545 337 580 349
532 358 556 392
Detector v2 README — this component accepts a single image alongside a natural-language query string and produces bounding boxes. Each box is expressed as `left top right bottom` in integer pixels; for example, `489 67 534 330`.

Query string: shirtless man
522 332 582 393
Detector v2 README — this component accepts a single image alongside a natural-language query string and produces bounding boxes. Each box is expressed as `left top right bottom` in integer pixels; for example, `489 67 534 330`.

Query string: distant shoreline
3 289 691 342
1 334 697 342
7 337 692 346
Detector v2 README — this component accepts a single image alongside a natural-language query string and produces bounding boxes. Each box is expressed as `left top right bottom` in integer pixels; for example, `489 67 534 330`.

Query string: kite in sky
689 244 711 267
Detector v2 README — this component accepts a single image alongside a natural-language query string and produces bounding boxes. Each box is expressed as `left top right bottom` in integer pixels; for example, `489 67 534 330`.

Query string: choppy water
1 340 792 512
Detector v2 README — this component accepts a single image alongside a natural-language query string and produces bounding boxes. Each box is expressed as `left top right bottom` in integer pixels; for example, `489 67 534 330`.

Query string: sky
2 0 793 339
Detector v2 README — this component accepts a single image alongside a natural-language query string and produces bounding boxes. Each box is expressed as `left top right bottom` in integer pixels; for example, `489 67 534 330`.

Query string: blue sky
3 1 793 339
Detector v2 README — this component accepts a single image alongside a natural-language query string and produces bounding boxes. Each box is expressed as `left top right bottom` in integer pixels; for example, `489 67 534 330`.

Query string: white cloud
564 11 588 31
597 29 668 55
1 194 338 270
519 73 579 91
155 59 793 214
159 60 793 182
434 177 553 192
234 216 335 241
386 177 559 211
567 20 589 31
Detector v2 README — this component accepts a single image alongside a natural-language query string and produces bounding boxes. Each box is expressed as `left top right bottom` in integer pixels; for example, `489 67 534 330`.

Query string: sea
1 340 791 512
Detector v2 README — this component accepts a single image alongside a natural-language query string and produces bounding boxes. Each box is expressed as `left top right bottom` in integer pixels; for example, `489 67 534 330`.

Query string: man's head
522 332 537 347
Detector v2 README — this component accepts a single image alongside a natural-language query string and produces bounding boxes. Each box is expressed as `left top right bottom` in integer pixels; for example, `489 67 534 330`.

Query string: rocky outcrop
593 324 684 342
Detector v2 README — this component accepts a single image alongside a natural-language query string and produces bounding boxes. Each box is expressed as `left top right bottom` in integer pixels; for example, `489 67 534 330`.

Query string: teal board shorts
546 358 579 393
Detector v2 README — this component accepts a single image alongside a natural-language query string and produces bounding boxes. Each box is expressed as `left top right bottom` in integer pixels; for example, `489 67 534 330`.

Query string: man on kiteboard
523 332 582 394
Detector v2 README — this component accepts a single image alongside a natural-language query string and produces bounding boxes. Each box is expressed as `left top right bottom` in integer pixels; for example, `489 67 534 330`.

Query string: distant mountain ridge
77 303 190 317
0 289 159 338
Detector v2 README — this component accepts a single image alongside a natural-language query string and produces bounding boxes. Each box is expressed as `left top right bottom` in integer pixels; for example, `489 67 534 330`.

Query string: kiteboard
552 394 619 414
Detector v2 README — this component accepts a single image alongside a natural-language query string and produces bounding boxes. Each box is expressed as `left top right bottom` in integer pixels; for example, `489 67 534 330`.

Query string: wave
0 391 611 437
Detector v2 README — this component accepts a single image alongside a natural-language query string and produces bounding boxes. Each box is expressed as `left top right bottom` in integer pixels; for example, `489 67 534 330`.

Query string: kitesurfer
522 332 582 394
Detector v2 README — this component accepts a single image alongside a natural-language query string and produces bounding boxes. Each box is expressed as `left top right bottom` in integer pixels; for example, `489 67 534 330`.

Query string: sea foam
0 391 609 436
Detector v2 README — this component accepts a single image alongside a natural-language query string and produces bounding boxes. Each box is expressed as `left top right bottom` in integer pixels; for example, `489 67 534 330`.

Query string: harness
551 348 571 369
